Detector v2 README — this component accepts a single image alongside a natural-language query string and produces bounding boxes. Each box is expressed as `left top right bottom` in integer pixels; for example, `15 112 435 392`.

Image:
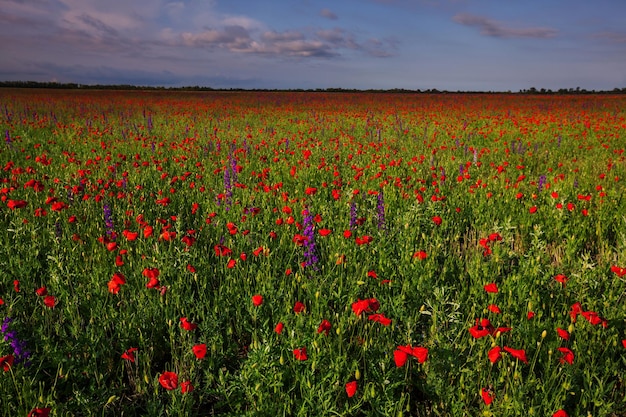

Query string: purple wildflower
1 317 31 366
538 175 547 192
376 191 385 231
302 208 319 270
349 201 357 230
103 203 115 240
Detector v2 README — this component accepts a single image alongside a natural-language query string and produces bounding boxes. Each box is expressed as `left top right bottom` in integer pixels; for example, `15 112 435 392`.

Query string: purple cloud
592 31 626 43
453 13 558 39
320 8 338 20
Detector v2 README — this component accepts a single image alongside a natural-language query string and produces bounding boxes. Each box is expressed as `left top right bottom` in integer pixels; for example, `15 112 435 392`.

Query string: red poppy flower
121 347 138 362
345 380 357 398
413 250 428 260
556 328 570 340
570 302 582 322
393 346 408 367
186 264 196 273
610 265 626 278
107 273 126 294
181 380 194 393
352 298 379 316
552 410 568 417
27 408 51 417
143 267 160 280
488 346 502 364
529 206 537 214
411 346 428 363
35 286 48 296
227 259 236 268
368 313 392 326
43 295 56 308
143 226 154 238
469 318 494 338
367 270 378 279
481 387 495 405
13 280 19 292
192 343 207 359
355 235 373 245
558 347 574 365
432 216 442 226
527 311 535 320
7 199 27 209
293 301 305 314
488 304 501 314
214 244 232 257
554 274 568 287
318 228 332 236
488 233 502 242
159 371 179 390
484 283 498 293
317 319 331 335
106 242 118 252
180 317 198 331
252 294 263 307
581 310 606 327
0 354 14 371
503 346 528 364
293 347 308 361
343 230 352 238
274 322 284 334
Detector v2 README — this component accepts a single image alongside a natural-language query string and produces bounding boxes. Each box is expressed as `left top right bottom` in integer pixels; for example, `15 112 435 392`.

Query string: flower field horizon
1 88 626 416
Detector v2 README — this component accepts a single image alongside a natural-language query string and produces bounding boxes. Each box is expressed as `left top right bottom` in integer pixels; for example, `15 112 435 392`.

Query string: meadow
1 88 625 416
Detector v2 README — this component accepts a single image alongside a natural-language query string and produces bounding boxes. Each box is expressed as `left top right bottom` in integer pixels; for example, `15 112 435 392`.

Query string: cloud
453 13 557 39
592 31 626 44
320 8 338 20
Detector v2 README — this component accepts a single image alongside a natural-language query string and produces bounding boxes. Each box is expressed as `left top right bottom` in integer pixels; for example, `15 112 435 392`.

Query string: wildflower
159 371 179 390
274 322 284 334
484 283 498 293
558 347 574 365
181 380 194 394
121 347 138 362
317 319 332 335
293 301 306 314
345 380 357 398
352 298 379 316
108 273 126 294
192 343 207 359
180 317 198 331
368 313 392 326
481 387 495 405
413 250 428 260
488 346 502 364
432 216 442 226
488 304 501 314
293 347 308 361
469 318 494 338
553 410 568 417
393 345 428 367
376 190 385 231
503 346 528 364
610 265 626 278
43 295 56 308
556 328 570 340
302 208 319 270
252 294 263 307
554 274 568 287
27 408 51 417
0 354 14 371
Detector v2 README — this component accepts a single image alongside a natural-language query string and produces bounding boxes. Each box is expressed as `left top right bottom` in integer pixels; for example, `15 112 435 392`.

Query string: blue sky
1 0 625 90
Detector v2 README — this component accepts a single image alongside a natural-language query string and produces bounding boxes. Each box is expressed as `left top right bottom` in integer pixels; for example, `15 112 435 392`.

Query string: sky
1 0 625 91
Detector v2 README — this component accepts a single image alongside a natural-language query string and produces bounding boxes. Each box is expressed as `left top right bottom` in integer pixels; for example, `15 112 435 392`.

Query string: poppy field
1 88 626 416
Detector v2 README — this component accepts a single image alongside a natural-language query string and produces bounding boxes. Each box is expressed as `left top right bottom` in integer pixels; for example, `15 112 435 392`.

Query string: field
1 88 626 416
